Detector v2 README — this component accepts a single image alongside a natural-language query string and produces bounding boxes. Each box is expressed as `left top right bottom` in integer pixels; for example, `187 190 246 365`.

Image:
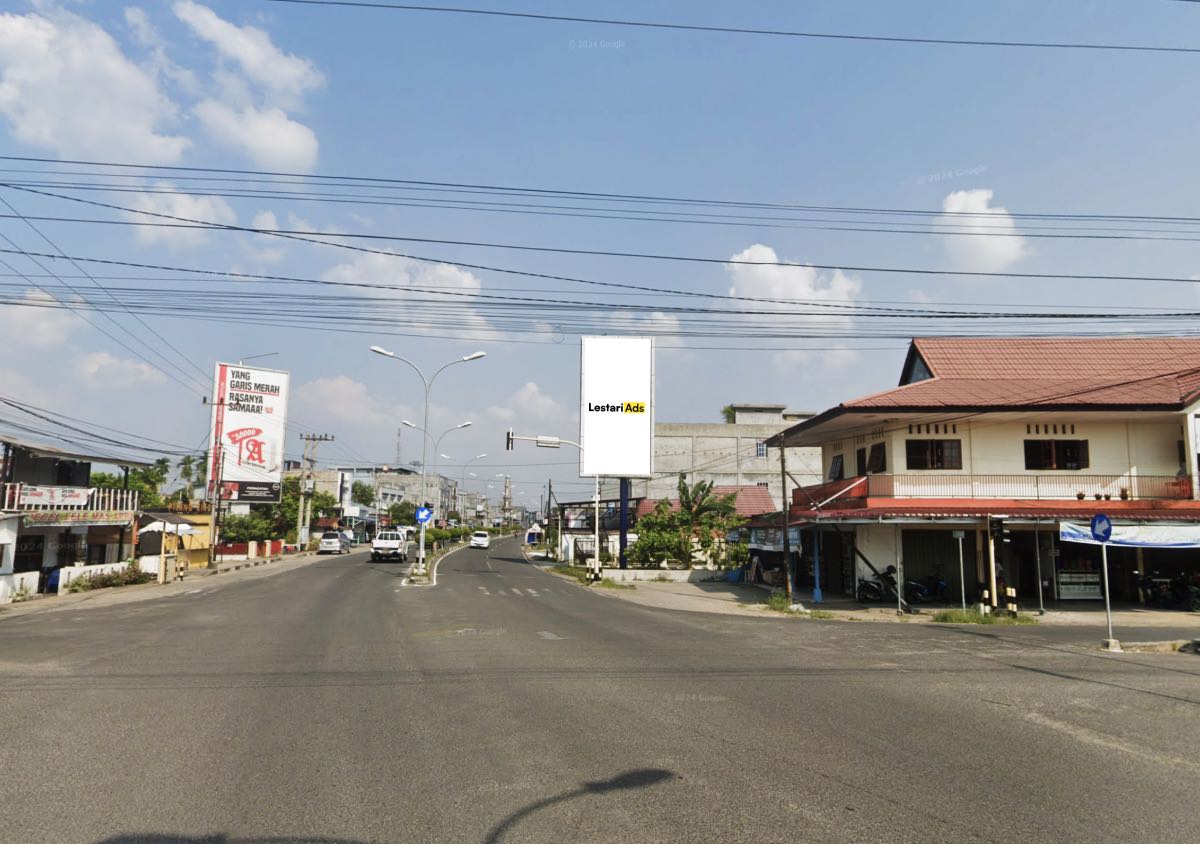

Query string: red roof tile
635 485 777 519
846 337 1200 410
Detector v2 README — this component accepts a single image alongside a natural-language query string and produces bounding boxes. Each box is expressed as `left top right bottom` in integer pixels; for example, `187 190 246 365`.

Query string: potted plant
1094 493 1103 500
1119 487 1130 500
1076 491 1085 500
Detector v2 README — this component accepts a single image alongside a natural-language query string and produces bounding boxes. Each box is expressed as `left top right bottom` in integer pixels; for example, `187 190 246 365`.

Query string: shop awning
1059 521 1200 548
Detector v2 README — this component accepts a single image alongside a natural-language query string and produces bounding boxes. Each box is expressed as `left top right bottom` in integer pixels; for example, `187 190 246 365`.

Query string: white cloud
295 375 402 425
241 210 286 262
124 7 158 47
485 382 569 431
194 100 318 171
0 289 80 349
0 10 189 162
322 250 492 338
78 352 166 387
127 181 236 248
938 188 1028 272
725 243 863 370
173 1 323 108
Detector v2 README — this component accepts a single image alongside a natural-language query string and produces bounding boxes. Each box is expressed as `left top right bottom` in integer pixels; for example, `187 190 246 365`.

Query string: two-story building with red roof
767 337 1200 607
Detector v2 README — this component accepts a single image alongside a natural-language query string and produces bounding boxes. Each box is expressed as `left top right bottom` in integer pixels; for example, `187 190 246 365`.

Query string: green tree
351 480 375 507
247 476 340 540
91 462 171 509
218 513 275 543
388 500 417 525
627 500 680 567
627 475 745 568
721 404 736 423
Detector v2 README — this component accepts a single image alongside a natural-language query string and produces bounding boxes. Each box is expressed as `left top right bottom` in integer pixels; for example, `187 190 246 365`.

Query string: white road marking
525 588 539 596
537 631 564 640
479 586 491 595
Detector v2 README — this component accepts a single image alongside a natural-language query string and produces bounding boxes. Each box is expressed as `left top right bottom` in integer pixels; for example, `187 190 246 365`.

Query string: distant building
603 403 823 509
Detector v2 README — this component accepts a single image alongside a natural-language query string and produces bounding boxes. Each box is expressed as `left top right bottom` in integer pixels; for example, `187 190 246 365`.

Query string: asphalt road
1 536 1198 843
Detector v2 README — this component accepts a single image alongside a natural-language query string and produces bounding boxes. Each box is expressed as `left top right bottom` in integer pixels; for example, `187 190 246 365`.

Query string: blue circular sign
416 507 432 525
1090 514 1113 543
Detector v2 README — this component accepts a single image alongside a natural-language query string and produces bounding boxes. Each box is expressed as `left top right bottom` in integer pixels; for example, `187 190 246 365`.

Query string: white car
319 530 352 554
469 531 490 549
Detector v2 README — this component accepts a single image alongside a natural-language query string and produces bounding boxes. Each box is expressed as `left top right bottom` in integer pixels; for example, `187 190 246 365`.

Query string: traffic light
989 517 1011 543
506 428 514 451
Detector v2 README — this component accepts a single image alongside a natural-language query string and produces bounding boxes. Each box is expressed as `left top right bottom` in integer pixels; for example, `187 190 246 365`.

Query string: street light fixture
369 346 486 574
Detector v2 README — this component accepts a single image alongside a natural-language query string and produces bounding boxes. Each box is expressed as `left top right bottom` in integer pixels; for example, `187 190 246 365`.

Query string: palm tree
721 405 736 424
177 455 196 502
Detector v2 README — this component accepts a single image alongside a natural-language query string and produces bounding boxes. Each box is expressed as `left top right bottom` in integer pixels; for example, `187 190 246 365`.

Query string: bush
66 563 154 593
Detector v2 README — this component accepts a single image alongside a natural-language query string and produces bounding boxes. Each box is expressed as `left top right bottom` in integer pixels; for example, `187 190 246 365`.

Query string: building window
1024 440 1090 470
905 439 963 470
828 454 845 481
866 443 887 474
855 447 866 477
756 441 767 459
756 481 769 488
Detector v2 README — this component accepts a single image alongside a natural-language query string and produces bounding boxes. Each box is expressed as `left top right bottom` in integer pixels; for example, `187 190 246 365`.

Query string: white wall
821 416 1183 480
56 561 129 594
0 571 39 604
854 523 900 581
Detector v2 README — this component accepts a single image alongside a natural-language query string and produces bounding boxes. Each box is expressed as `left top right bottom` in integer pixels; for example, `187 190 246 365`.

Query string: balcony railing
796 474 1192 506
2 483 140 512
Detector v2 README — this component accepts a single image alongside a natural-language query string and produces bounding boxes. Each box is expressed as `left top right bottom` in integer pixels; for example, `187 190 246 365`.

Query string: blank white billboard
580 336 654 478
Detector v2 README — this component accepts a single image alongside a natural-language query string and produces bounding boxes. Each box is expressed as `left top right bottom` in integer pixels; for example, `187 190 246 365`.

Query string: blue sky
0 0 1198 503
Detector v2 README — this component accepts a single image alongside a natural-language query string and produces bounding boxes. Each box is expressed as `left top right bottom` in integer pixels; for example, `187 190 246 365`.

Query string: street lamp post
370 346 485 574
459 453 487 523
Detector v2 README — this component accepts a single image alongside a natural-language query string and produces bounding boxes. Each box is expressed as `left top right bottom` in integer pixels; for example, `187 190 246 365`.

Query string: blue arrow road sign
416 507 432 525
1091 513 1113 543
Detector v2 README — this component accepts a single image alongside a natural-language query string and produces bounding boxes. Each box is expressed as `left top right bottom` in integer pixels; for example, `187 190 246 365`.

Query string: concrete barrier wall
57 562 129 594
0 571 40 604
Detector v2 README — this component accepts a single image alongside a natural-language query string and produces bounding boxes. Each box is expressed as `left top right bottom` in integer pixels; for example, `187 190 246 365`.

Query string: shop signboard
22 510 134 527
207 363 290 503
19 486 93 507
579 336 654 478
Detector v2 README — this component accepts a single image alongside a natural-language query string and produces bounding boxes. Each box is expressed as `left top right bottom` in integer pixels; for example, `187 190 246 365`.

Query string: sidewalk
0 549 325 621
543 565 1200 630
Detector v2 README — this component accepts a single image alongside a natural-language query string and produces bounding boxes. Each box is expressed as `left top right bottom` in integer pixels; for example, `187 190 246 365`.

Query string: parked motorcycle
856 566 932 604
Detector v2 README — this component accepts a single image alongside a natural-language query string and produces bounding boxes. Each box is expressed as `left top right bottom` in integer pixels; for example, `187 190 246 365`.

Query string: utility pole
502 476 512 527
297 434 334 547
395 426 403 471
779 444 794 604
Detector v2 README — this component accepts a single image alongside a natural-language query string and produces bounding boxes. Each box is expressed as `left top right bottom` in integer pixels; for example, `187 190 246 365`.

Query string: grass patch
932 608 1038 625
809 609 837 620
595 578 635 590
765 588 792 613
549 564 590 584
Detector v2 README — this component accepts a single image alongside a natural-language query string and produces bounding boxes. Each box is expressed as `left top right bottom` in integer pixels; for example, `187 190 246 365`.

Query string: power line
0 250 207 397
0 191 210 384
261 0 1200 54
16 208 1200 246
12 184 1200 300
7 176 1199 239
4 155 1197 225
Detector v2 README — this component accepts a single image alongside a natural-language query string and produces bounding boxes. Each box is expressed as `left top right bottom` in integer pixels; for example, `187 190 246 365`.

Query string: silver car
319 530 352 554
